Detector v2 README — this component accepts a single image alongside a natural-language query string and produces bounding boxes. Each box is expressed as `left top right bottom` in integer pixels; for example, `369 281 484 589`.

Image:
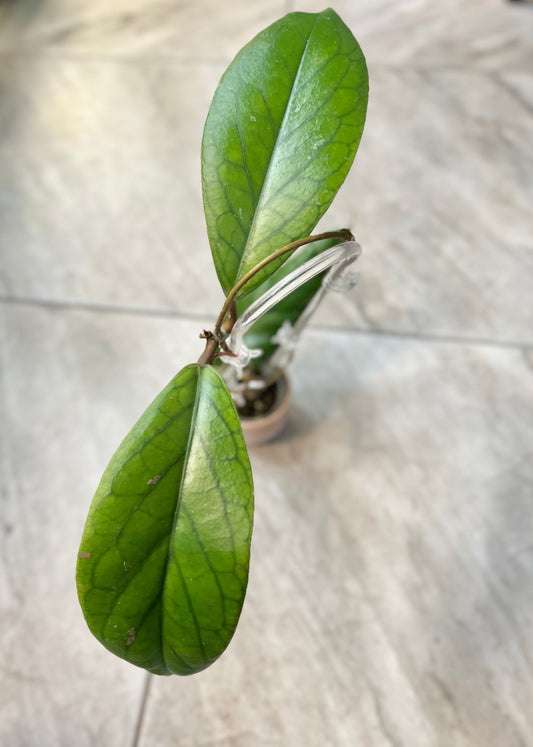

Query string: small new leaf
202 8 368 298
76 364 254 676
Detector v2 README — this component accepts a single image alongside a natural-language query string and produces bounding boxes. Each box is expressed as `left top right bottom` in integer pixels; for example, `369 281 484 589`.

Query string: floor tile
2 304 533 745
2 1 531 72
2 60 532 345
2 2 533 745
319 67 533 344
0 307 196 746
0 0 288 63
0 57 226 317
296 0 533 71
499 69 533 111
147 329 532 745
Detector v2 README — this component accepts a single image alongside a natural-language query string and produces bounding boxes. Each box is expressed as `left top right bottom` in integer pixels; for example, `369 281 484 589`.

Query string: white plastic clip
222 343 263 372
270 320 297 349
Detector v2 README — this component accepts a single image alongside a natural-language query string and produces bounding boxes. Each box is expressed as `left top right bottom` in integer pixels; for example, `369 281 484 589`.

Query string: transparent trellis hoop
222 238 362 388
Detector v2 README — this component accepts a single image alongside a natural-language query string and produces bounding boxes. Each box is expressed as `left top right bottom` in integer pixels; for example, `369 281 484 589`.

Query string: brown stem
197 300 239 367
197 331 219 367
213 229 353 337
221 300 237 337
198 229 353 367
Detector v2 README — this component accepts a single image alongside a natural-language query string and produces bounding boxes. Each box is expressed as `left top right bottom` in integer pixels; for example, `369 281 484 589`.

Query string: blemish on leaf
126 628 136 646
147 475 161 485
78 552 91 559
237 564 245 572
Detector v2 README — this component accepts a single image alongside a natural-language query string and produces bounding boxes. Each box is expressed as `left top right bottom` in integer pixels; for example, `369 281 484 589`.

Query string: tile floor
1 1 532 745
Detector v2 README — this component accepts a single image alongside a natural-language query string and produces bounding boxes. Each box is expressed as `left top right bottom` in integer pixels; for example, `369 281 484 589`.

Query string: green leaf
202 8 368 298
76 364 254 676
237 236 341 369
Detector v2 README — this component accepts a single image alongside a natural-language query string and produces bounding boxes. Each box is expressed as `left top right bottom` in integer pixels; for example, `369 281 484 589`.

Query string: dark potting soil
237 380 278 418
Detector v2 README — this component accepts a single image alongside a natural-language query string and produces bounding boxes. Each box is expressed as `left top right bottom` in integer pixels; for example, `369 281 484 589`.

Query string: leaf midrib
235 13 321 281
160 364 204 672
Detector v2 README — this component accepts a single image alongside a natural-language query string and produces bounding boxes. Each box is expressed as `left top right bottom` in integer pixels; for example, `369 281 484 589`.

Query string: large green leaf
76 364 254 676
202 8 368 298
237 236 341 369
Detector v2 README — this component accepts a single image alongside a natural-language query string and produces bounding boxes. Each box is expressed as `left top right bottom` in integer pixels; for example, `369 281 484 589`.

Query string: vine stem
198 229 353 367
197 301 237 367
214 229 352 336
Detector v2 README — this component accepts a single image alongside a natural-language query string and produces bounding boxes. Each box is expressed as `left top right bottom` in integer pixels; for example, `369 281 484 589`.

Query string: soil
237 380 278 418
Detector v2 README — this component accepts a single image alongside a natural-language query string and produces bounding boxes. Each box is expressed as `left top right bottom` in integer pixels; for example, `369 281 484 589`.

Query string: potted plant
76 8 368 677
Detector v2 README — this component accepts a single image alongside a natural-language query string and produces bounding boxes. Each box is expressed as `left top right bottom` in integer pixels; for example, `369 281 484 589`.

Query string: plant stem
215 229 352 336
197 301 237 367
197 331 219 367
198 229 353 367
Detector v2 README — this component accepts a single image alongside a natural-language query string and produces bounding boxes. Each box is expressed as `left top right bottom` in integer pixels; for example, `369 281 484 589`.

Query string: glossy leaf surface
202 8 368 298
76 364 254 676
237 237 341 369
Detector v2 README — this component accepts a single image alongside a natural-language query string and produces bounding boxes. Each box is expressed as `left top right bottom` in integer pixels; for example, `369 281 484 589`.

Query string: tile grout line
131 672 153 747
313 323 533 352
0 293 214 321
1 294 531 352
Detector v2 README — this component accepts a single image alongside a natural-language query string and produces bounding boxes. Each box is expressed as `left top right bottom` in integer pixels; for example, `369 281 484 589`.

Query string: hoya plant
76 8 368 676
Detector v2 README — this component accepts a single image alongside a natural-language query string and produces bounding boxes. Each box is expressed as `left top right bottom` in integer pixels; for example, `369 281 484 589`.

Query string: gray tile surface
1 1 533 746
303 0 533 71
323 66 533 344
0 307 192 747
2 0 532 72
0 1 288 62
2 305 532 746
140 331 533 747
1 9 532 342
0 56 224 315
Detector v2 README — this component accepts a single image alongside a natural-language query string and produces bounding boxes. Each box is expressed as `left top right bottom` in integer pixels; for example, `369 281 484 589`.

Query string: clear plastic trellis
221 239 362 388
